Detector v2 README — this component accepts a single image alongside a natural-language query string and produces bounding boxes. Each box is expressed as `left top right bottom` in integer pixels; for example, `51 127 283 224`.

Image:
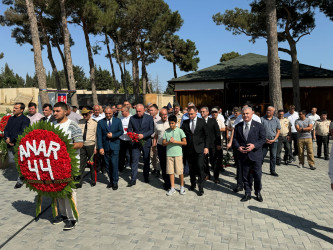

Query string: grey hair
136 103 145 109
159 108 168 115
201 106 209 112
267 106 275 110
122 107 129 112
242 107 253 113
187 102 195 107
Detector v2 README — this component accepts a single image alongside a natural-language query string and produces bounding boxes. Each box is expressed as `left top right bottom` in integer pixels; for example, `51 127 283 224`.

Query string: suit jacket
41 115 56 123
181 117 208 154
205 117 221 148
128 114 154 148
97 117 124 151
232 120 266 162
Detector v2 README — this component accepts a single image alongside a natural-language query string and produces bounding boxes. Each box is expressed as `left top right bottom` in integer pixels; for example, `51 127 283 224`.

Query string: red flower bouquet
127 132 146 146
15 121 80 219
0 115 11 138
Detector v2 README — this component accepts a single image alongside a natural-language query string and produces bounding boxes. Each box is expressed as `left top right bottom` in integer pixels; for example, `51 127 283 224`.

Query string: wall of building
144 94 175 109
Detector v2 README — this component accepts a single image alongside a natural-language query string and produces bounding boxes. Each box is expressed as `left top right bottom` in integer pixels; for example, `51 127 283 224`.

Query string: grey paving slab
1 143 333 249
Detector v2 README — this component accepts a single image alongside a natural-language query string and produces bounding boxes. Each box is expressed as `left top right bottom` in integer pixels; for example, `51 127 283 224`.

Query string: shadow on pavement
248 206 333 245
12 197 52 220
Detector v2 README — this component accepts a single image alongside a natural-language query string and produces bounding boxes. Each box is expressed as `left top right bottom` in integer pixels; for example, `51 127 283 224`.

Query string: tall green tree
213 0 317 110
0 63 25 87
316 0 333 20
0 53 3 59
220 51 241 62
160 35 200 79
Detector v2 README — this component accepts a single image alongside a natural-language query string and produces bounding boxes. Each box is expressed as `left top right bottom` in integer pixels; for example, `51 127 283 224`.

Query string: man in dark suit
127 104 154 186
233 107 266 202
181 106 209 196
97 106 124 190
200 107 222 183
41 103 56 123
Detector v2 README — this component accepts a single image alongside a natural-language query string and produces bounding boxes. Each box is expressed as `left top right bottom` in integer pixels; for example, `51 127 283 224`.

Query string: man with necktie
127 104 154 186
41 103 56 123
181 106 209 196
78 108 98 188
97 106 124 190
233 107 266 202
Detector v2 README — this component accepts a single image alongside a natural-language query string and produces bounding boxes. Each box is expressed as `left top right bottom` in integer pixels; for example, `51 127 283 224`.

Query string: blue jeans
262 142 278 173
104 150 119 184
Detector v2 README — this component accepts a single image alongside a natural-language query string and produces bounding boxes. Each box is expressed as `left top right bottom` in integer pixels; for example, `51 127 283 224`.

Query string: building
168 53 333 116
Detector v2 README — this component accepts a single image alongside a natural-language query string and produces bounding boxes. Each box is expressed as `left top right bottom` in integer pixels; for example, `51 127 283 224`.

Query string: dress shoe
189 185 196 191
90 182 96 187
14 182 23 189
204 175 210 181
310 165 316 170
255 192 263 202
106 183 113 188
233 186 243 193
270 172 279 177
325 157 329 160
75 183 82 189
276 162 281 166
144 178 149 183
240 194 251 202
127 181 136 187
112 183 118 190
284 160 289 165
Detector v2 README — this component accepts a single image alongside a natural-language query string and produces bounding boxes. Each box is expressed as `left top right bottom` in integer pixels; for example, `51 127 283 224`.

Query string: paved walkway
1 144 333 249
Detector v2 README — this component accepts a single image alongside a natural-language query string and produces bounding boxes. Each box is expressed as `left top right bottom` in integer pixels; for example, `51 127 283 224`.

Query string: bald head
136 104 145 117
93 105 100 116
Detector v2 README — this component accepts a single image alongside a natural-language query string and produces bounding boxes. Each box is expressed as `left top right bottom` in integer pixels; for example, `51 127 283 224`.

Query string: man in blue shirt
4 102 30 189
180 102 202 126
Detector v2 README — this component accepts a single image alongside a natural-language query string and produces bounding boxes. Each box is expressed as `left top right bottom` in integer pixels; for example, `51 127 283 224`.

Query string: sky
1 0 333 92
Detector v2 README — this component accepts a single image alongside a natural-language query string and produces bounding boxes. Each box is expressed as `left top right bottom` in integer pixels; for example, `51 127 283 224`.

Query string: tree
266 0 283 111
317 0 333 20
160 35 200 79
0 53 3 59
60 0 78 107
213 1 317 110
0 63 25 88
220 51 241 62
25 0 49 104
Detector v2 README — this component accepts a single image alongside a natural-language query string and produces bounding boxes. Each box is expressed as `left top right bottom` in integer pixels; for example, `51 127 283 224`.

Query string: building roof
168 53 333 83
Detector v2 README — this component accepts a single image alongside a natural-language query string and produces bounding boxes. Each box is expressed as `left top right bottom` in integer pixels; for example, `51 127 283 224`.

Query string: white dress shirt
284 111 299 133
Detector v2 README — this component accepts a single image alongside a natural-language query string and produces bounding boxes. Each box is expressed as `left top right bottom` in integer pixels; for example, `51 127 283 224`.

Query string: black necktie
83 121 88 141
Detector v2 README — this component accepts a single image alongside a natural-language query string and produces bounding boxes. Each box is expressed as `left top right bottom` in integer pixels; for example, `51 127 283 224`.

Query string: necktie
244 123 249 140
191 119 195 133
108 119 112 129
83 121 88 141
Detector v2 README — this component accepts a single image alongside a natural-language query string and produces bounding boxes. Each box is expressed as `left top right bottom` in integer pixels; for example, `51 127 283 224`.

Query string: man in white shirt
149 104 161 175
92 104 105 122
306 107 320 140
284 105 299 161
119 107 132 172
27 102 44 124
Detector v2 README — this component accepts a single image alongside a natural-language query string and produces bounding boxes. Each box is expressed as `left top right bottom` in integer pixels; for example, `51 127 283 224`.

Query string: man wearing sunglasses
78 108 98 188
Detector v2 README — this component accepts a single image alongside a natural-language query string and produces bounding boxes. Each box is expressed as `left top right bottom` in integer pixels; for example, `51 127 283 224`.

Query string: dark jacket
4 114 30 147
41 115 56 123
205 117 221 148
232 120 266 162
181 117 208 154
128 114 154 148
97 117 124 151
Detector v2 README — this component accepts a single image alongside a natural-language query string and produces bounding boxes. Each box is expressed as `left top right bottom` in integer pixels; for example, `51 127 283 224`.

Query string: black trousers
289 133 298 157
234 149 242 187
79 145 96 185
317 135 329 158
276 136 291 163
240 156 262 195
119 140 132 171
204 147 223 180
187 150 205 188
157 144 171 189
97 152 106 172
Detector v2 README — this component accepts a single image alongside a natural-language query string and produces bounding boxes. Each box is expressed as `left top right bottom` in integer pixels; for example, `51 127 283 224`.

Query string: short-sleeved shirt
54 119 83 159
215 117 225 139
315 119 331 136
284 111 299 133
279 118 291 137
260 116 281 140
163 127 186 157
154 120 169 145
78 118 97 146
295 118 312 139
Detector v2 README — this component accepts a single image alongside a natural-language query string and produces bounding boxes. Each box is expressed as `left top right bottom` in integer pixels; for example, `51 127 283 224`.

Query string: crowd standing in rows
3 100 332 230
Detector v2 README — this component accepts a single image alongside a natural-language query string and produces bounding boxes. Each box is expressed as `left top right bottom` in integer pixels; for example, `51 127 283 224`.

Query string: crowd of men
2 100 332 230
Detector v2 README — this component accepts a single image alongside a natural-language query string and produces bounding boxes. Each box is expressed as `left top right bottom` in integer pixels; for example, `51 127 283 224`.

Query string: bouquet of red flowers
127 132 145 146
0 115 11 138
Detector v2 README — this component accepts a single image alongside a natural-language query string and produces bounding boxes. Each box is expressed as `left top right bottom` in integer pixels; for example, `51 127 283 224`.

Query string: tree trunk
39 15 61 90
60 0 78 107
82 17 98 105
114 43 128 99
123 62 128 100
265 0 283 112
105 34 116 83
290 42 301 110
141 58 147 94
131 47 140 103
25 0 50 105
173 61 177 78
55 39 70 90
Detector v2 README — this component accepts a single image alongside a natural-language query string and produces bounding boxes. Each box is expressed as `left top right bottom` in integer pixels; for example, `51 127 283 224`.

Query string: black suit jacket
205 117 221 148
232 120 266 162
181 117 208 154
41 115 56 123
